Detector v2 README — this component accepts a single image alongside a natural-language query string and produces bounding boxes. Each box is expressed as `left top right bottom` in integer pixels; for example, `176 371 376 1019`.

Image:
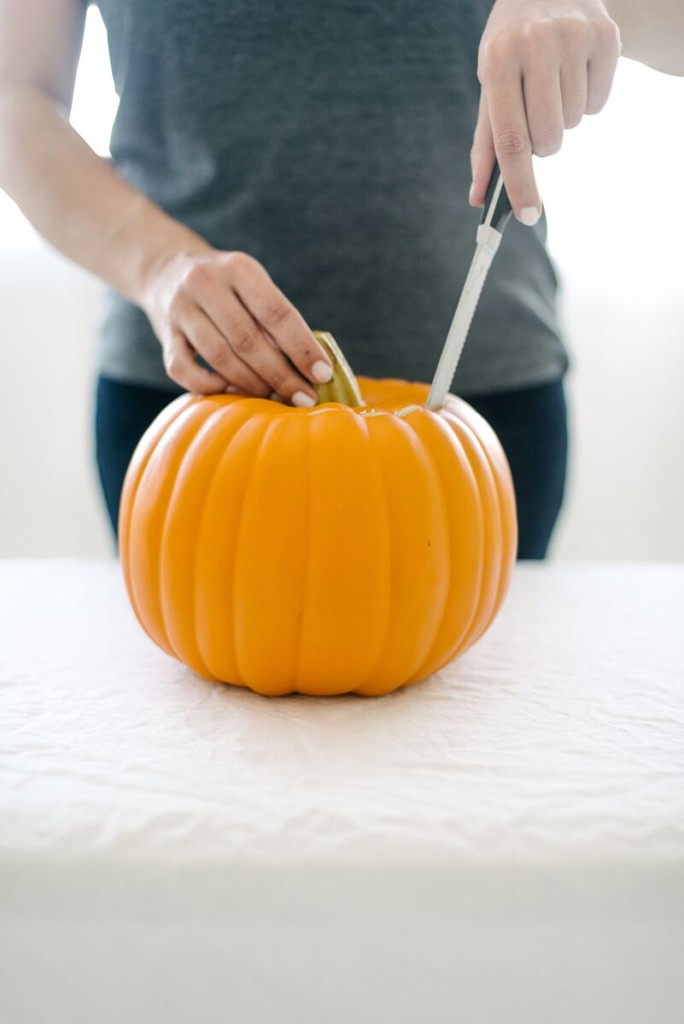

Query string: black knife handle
480 162 513 235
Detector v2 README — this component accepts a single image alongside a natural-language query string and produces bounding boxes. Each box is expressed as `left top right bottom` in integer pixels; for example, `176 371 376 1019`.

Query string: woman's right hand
142 248 334 404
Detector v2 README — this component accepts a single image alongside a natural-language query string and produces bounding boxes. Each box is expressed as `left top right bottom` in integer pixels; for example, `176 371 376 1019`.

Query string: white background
1 9 683 559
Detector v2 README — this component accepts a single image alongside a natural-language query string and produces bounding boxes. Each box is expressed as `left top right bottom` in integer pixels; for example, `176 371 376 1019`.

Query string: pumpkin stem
312 331 363 407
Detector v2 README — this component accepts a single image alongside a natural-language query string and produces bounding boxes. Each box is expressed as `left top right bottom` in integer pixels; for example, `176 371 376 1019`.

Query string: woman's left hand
470 0 622 225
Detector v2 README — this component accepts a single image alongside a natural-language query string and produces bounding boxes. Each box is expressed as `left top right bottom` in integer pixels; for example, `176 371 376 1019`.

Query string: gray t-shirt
95 0 568 396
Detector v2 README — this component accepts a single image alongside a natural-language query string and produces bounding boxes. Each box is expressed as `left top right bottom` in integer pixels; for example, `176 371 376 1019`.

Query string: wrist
101 191 213 309
137 231 213 310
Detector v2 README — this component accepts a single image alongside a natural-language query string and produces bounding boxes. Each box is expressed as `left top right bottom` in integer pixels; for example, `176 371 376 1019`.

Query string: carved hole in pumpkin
395 405 426 418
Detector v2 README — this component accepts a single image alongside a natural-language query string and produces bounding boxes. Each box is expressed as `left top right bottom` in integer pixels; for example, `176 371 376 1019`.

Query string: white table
1 560 683 1024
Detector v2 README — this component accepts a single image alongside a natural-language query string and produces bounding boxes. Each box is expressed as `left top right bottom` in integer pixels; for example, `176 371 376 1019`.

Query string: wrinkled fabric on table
1 560 683 1024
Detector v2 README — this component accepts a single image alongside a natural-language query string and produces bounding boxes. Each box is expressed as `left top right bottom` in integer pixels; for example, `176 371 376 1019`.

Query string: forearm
606 0 684 75
0 83 211 304
0 78 332 403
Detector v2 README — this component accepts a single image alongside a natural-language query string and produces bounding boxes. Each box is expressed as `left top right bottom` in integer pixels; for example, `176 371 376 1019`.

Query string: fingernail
312 359 333 383
468 182 477 205
519 207 540 227
292 390 316 408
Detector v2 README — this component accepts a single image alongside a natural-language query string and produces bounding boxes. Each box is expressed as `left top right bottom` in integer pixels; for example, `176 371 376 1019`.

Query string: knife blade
426 164 514 410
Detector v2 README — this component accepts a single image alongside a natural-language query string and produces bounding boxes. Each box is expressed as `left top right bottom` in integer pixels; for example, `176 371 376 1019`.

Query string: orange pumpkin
119 334 516 696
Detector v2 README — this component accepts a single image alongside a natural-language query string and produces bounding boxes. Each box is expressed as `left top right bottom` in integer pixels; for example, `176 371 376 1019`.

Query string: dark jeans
95 375 568 559
466 378 569 559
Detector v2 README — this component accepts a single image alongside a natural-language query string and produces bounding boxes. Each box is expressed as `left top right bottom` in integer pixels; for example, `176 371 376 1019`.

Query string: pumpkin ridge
231 409 313 694
296 403 393 692
192 407 267 684
373 410 453 690
231 415 285 687
290 416 314 692
119 395 195 623
440 408 500 657
352 412 445 695
172 403 257 680
458 413 505 650
157 402 230 666
397 413 454 683
130 401 217 657
452 401 517 619
442 411 490 659
403 410 486 683
394 415 456 685
347 415 401 696
440 409 487 656
342 412 394 696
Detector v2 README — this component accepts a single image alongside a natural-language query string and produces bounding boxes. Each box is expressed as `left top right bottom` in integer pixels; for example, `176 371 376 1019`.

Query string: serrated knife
426 164 514 410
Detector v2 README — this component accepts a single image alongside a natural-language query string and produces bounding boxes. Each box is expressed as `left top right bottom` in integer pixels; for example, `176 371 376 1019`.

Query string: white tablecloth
1 560 683 1023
